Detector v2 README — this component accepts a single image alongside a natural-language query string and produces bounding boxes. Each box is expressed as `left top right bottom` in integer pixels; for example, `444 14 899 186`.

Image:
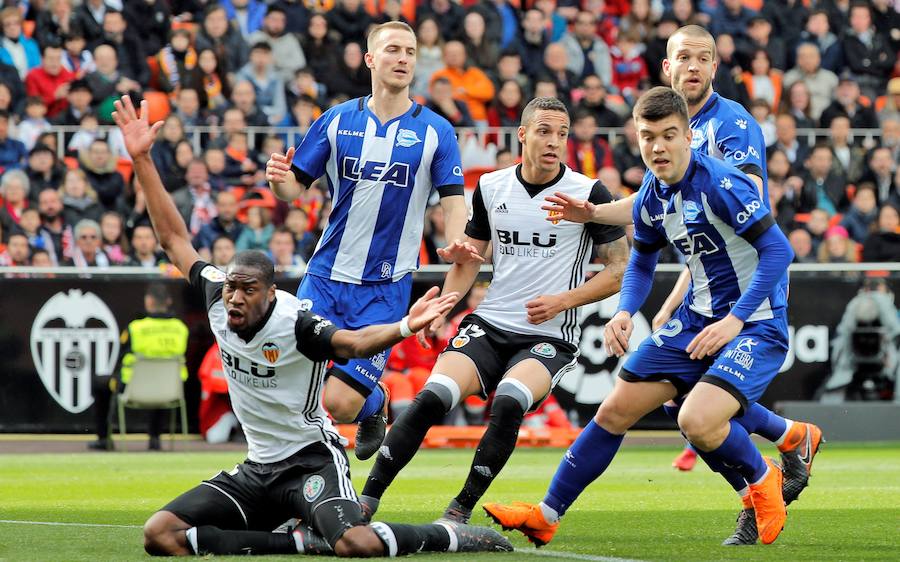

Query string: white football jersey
466 164 625 344
191 262 345 463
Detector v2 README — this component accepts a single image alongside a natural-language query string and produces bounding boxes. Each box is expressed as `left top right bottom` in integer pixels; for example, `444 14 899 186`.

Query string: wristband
399 316 413 338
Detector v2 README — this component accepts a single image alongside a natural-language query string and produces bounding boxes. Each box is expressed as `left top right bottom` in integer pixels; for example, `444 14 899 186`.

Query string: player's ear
364 52 375 70
662 58 671 78
268 283 276 301
517 125 526 146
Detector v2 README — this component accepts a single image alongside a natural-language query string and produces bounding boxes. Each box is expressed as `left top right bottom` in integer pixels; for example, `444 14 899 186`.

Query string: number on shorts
651 319 683 347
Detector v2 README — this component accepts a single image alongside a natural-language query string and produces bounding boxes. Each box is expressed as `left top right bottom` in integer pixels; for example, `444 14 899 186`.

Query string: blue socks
354 384 386 423
734 403 788 443
543 421 624 518
697 420 768 484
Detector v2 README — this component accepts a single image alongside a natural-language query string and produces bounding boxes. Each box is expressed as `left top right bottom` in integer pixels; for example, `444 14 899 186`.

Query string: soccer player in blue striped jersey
530 25 823 544
265 22 481 460
486 87 794 547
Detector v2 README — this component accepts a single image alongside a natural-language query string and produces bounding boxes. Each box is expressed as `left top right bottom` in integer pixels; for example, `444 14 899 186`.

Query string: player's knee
324 386 364 422
491 380 532 423
677 408 716 446
594 399 638 433
333 526 382 557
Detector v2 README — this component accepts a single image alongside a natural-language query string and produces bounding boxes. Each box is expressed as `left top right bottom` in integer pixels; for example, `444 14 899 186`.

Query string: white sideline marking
516 548 645 562
0 520 141 529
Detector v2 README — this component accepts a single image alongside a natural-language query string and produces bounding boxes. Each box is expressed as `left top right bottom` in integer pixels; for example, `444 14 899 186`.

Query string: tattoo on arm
595 236 629 284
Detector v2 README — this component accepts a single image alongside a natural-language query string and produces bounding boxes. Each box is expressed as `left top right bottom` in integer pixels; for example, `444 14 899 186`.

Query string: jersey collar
362 95 419 131
691 91 720 126
516 163 566 198
233 297 277 343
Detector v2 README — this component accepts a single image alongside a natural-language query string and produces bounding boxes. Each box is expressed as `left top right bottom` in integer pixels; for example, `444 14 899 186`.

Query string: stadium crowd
0 0 898 271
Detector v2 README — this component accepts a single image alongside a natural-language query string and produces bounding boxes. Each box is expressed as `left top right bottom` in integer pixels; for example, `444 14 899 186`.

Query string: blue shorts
620 306 788 413
296 273 413 395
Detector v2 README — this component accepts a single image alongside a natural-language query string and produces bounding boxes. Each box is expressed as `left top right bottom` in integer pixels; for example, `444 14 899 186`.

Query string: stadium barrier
0 265 896 433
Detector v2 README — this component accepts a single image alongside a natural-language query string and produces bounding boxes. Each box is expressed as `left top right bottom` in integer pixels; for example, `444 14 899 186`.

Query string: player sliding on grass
500 24 823 546
358 97 629 525
113 95 512 557
485 87 795 547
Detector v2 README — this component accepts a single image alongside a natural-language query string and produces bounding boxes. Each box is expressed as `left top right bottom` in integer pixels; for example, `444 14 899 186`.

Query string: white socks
539 502 560 524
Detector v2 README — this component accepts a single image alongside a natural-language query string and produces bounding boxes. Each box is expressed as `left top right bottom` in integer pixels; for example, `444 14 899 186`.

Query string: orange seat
463 166 495 190
64 156 79 170
116 158 133 184
142 91 171 123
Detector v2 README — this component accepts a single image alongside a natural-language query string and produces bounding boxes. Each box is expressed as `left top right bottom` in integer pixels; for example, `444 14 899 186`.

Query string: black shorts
441 314 577 409
161 440 363 546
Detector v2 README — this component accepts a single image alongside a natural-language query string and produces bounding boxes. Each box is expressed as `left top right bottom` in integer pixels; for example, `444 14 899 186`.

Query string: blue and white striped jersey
633 152 788 322
291 96 464 284
690 92 769 206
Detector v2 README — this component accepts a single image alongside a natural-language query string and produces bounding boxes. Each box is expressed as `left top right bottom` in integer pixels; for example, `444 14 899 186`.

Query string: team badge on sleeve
304 475 325 503
201 265 226 282
531 342 557 358
262 342 280 363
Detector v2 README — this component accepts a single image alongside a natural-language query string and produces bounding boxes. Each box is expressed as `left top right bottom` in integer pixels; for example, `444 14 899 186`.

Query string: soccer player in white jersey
112 96 513 557
357 97 630 525
486 87 795 547
523 25 823 545
265 21 479 460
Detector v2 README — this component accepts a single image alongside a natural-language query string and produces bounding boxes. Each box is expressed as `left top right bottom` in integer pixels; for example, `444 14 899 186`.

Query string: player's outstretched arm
331 287 460 359
112 96 201 277
266 146 305 201
542 192 638 226
526 236 629 324
439 195 483 263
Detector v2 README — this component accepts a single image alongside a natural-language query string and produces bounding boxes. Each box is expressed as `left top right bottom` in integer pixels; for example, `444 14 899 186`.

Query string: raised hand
437 240 485 264
407 286 460 333
541 191 596 224
266 147 296 185
111 96 163 159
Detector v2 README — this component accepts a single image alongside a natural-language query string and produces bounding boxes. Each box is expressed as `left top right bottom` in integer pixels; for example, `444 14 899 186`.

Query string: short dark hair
145 283 172 306
250 41 272 52
230 250 275 287
632 87 689 129
521 97 568 127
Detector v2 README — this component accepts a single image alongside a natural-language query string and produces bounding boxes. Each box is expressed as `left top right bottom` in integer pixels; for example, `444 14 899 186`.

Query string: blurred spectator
34 0 79 51
768 177 796 232
880 78 900 124
828 115 866 184
31 248 52 267
710 0 755 43
841 2 894 101
490 50 530 100
610 29 649 104
279 95 318 146
619 0 655 43
299 13 338 85
0 110 27 172
881 118 900 164
371 0 409 27
220 0 266 39
64 218 109 266
66 111 128 160
185 49 231 112
559 11 612 86
567 111 613 178
780 81 816 130
222 131 261 187
171 88 205 130
485 79 523 148
431 40 495 125
126 224 167 267
74 0 111 48
100 10 149 88
210 234 236 268
325 41 371 100
193 190 244 254
156 28 198 96
748 98 775 147
644 13 679 88
517 9 550 79
286 67 327 111
0 167 29 230
51 78 92 129
760 0 809 57
462 10 498 71
411 16 444 99
739 15 787 72
203 147 229 191
151 115 186 192
178 158 216 235
235 205 272 251
0 7 41 79
80 138 124 209
17 97 51 151
60 30 95 79
18 207 53 255
671 0 704 27
25 44 74 119
807 208 830 252
495 147 515 170
861 204 900 262
327 0 371 46
789 227 816 263
741 49 781 112
247 5 305 84
123 0 171 57
229 80 270 129
99 209 127 264
711 33 749 107
0 231 30 265
418 0 464 44
820 76 880 130
473 0 517 51
841 183 879 243
268 225 305 269
533 0 567 42
25 144 62 199
613 118 645 191
801 144 848 215
574 75 623 128
799 9 843 73
769 113 809 176
194 4 249 82
37 187 70 263
817 224 858 264
283 206 316 261
767 148 791 185
428 76 474 128
236 42 287 125
0 61 26 115
541 42 577 108
85 44 141 124
783 42 838 121
872 0 900 53
60 168 103 226
860 147 898 207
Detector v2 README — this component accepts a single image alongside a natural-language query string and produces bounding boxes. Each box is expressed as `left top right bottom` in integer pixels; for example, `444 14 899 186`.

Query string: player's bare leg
323 371 389 460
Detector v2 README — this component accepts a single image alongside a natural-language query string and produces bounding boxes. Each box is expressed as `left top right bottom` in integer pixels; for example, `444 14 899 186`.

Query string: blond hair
367 21 416 53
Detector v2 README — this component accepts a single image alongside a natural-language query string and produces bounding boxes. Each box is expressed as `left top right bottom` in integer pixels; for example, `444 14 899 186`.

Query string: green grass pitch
1 442 898 561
